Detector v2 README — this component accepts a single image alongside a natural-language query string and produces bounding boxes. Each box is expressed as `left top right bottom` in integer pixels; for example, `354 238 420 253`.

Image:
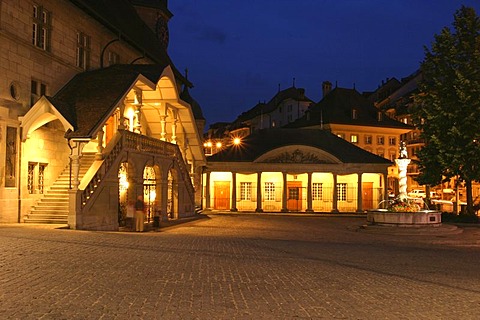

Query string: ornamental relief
262 149 331 164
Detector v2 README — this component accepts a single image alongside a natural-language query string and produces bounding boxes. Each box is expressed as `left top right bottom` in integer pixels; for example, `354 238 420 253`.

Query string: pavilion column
134 89 142 134
171 118 177 144
306 172 313 212
255 172 263 212
205 171 211 209
118 102 126 130
134 105 142 134
160 116 167 141
281 172 288 212
356 172 363 212
331 173 339 212
231 172 237 212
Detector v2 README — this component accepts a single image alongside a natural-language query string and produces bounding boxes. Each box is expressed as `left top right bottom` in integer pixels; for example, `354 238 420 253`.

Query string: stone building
204 128 392 213
0 0 206 229
288 85 413 193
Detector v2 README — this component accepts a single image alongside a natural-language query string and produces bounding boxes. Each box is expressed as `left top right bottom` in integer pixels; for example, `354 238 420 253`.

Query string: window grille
312 183 323 200
240 182 251 201
337 183 347 201
264 182 275 201
38 164 46 194
28 163 35 194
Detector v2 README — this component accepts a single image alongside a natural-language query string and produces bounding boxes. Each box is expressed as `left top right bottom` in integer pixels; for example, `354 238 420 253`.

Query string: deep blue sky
168 1 480 128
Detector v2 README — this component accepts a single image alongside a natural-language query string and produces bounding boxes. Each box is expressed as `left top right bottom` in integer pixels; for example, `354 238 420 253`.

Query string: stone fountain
367 142 442 226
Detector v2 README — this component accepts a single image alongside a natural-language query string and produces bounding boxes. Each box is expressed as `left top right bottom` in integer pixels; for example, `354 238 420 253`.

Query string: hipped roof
288 87 412 129
208 128 392 164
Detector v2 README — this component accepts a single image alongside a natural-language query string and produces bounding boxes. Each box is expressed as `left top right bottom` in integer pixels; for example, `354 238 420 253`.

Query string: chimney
322 81 332 97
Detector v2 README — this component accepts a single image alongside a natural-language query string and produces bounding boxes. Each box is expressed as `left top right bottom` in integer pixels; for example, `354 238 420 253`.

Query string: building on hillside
371 71 423 191
204 128 392 213
0 0 206 229
203 86 313 155
287 86 413 193
372 71 480 206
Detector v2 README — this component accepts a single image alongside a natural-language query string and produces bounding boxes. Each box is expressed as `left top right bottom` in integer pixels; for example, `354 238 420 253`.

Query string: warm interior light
126 108 135 131
233 137 241 145
206 141 212 147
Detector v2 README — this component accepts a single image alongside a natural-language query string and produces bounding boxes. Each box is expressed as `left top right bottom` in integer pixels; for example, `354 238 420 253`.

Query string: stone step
33 203 68 210
25 154 97 224
24 215 68 224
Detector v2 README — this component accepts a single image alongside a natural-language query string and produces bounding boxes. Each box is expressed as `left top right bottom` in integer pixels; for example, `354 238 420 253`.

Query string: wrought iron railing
81 130 195 209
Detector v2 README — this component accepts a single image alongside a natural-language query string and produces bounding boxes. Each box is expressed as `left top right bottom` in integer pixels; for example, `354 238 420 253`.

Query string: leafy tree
412 6 480 214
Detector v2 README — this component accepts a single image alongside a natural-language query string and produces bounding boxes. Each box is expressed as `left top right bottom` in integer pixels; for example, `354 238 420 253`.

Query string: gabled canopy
20 64 206 165
19 96 73 141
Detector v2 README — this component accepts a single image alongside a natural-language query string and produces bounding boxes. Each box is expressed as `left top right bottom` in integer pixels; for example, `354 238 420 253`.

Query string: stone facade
0 1 205 228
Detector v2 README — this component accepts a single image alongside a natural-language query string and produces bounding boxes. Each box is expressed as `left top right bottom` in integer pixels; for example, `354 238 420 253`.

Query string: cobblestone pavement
1 214 480 319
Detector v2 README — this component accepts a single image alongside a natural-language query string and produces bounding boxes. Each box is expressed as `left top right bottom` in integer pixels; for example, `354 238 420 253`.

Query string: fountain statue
366 141 441 226
395 141 410 200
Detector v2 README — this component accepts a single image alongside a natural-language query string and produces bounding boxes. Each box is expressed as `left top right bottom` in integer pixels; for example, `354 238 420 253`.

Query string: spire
292 77 296 88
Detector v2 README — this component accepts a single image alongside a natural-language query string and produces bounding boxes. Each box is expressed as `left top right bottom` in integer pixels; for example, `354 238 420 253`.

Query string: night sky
168 0 480 128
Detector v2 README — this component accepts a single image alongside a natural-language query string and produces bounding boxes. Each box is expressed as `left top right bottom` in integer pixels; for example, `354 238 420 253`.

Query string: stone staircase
24 153 96 224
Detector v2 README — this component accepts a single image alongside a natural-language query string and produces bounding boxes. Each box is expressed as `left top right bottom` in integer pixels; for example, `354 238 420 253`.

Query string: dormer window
352 108 358 119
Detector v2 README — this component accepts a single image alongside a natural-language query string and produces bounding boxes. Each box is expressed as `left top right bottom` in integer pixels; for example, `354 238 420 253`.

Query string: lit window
337 183 347 201
350 134 358 143
28 162 47 194
28 163 35 194
264 182 275 201
312 183 323 201
32 5 51 51
240 182 251 201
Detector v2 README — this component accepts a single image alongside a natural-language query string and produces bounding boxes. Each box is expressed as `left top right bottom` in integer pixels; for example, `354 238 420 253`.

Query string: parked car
408 189 438 199
408 189 426 198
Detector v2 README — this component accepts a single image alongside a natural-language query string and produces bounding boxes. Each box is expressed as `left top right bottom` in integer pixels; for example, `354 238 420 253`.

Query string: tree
412 6 480 214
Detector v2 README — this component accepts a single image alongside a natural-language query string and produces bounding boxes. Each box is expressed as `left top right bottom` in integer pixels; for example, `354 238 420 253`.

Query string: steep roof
288 87 412 129
51 64 167 138
180 86 205 120
70 0 189 86
208 128 392 164
234 86 313 123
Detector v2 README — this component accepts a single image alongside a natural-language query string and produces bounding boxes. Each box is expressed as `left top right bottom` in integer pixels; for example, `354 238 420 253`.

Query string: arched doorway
118 162 130 227
143 166 157 224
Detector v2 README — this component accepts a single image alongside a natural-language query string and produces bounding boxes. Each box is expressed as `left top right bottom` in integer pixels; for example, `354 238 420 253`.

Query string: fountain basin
367 209 441 226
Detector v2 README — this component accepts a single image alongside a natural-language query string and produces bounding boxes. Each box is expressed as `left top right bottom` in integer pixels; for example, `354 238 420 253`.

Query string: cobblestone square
1 214 480 319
